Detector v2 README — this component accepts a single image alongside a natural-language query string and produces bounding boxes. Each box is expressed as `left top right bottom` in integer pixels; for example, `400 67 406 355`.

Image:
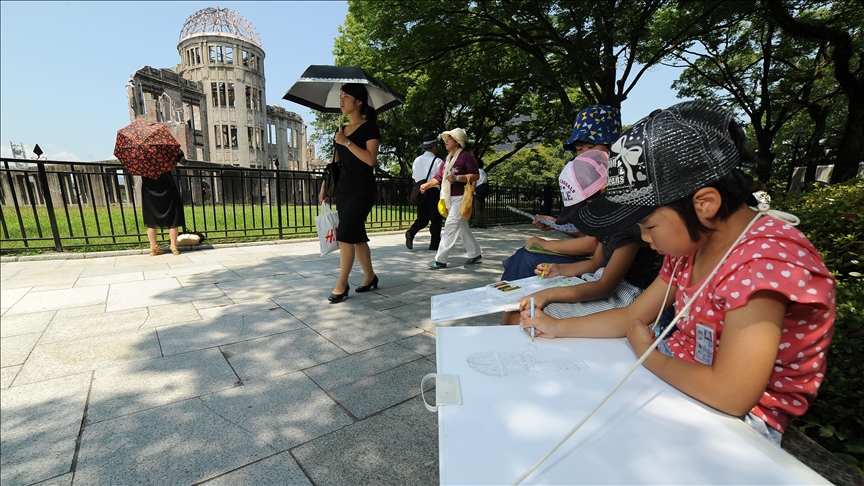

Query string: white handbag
315 203 340 257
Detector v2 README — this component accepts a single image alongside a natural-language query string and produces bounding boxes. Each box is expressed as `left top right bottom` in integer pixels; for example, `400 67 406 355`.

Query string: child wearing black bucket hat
520 101 835 445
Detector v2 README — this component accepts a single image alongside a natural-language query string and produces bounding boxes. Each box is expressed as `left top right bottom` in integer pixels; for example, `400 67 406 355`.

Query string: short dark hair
662 123 756 242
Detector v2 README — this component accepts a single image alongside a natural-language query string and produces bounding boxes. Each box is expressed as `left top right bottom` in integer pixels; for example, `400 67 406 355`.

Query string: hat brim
570 195 656 238
555 202 585 226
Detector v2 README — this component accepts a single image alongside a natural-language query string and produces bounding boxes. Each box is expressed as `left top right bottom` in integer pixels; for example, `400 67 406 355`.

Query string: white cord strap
513 206 784 485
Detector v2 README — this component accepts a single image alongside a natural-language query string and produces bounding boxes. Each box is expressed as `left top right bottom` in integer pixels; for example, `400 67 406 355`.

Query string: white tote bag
315 203 340 257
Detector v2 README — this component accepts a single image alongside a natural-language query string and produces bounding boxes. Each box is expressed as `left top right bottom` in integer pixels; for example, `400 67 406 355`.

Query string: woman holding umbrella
143 150 186 256
318 83 381 303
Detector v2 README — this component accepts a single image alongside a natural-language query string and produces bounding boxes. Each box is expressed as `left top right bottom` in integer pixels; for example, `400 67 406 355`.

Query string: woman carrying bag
317 83 381 303
419 128 482 269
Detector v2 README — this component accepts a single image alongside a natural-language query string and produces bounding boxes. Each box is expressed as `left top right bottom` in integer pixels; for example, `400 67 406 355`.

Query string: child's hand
518 292 547 313
524 236 546 251
626 319 656 357
534 263 558 278
532 215 556 231
519 308 558 338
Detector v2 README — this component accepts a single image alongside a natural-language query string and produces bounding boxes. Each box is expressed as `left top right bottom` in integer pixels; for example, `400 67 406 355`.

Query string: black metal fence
0 157 548 253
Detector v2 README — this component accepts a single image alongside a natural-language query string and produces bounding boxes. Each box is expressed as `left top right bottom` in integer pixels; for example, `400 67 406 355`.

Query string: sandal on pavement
149 247 164 256
170 247 181 255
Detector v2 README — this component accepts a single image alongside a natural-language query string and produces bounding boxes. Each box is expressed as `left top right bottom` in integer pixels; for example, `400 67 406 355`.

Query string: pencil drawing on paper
467 350 589 377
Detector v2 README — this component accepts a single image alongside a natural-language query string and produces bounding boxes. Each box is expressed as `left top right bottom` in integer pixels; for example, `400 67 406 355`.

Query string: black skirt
336 188 375 244
142 172 185 229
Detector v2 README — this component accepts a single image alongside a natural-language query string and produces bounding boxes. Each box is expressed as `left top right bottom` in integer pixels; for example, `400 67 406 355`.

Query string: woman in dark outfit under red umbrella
318 83 381 303
142 150 185 256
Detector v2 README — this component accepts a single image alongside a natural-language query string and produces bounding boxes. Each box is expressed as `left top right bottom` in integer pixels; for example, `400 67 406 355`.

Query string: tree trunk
830 92 864 183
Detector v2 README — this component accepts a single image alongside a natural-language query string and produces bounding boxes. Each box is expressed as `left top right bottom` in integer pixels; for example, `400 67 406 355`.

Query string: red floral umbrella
113 119 181 180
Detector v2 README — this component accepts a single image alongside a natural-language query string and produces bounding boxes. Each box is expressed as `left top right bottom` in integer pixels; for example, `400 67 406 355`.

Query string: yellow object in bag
438 198 448 218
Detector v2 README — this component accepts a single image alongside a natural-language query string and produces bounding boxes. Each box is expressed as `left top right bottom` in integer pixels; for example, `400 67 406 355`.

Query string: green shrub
772 180 864 472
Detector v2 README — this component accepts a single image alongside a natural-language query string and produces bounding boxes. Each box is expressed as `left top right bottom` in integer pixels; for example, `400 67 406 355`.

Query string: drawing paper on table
430 275 585 323
434 326 827 485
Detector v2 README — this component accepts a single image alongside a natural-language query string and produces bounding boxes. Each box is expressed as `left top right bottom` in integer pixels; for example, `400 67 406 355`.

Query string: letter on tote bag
315 203 340 257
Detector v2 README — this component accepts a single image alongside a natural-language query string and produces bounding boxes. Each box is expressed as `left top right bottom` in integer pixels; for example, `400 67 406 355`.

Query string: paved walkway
0 225 534 486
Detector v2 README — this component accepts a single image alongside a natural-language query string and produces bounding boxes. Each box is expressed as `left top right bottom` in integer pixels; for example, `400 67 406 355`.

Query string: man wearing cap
406 133 444 251
501 104 622 281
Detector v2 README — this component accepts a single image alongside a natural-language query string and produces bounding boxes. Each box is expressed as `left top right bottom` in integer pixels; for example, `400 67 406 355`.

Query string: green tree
766 0 864 184
328 0 757 177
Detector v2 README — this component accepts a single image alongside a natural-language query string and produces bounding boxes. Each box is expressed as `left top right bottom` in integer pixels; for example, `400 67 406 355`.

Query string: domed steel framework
179 7 261 47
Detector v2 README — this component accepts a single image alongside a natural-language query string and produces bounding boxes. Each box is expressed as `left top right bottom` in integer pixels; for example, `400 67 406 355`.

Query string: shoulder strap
425 156 438 180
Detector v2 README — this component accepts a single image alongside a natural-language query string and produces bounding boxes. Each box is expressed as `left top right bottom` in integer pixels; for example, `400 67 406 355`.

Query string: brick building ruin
125 7 309 170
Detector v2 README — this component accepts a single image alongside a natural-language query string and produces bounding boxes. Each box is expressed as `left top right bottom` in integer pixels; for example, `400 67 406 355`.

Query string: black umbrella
282 65 404 115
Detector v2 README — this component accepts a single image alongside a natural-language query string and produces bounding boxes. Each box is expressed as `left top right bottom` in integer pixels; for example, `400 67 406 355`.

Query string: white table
431 326 828 485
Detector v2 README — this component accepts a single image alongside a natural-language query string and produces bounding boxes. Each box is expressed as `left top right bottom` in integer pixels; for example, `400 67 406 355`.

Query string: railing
0 157 548 254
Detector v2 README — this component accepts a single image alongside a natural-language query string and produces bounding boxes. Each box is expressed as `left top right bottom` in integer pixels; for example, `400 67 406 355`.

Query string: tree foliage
670 0 862 186
327 0 752 177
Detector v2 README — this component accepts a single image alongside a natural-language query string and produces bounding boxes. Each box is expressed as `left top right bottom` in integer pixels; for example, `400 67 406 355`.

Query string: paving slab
304 342 425 391
1 365 21 388
200 371 354 450
0 332 42 368
0 287 30 313
393 331 437 357
216 275 299 303
3 285 109 315
73 398 274 486
141 302 202 328
295 308 423 354
13 329 162 386
157 301 306 356
142 262 230 281
204 451 311 485
0 373 91 486
0 310 55 338
52 303 106 318
220 327 347 383
73 271 143 288
86 348 239 424
328 358 436 419
108 278 228 312
40 308 149 344
292 396 439 486
30 472 73 486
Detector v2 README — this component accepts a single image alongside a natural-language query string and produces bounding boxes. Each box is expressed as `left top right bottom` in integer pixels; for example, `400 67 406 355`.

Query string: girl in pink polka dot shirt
520 101 835 445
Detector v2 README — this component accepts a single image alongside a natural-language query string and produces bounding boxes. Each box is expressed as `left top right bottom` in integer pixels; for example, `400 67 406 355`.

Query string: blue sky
0 1 683 161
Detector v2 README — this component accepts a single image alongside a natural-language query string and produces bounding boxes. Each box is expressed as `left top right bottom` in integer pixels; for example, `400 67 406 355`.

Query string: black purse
409 157 438 206
323 143 341 203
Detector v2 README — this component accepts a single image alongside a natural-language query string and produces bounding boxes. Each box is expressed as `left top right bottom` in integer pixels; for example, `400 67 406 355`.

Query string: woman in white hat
419 128 482 269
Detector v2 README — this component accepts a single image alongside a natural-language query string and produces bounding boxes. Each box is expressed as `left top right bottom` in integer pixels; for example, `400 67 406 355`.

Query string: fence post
36 161 63 251
276 170 283 239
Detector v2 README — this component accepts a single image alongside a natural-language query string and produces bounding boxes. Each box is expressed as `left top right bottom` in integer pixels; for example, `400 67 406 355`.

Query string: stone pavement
0 224 535 486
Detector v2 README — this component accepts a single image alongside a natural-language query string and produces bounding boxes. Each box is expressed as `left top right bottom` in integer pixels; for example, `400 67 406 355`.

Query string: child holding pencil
520 101 835 444
501 150 661 324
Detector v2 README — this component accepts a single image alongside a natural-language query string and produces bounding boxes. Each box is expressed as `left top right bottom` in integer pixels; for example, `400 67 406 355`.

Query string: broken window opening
267 124 276 145
195 47 201 64
214 126 222 148
255 128 261 149
230 126 238 148
286 128 293 147
218 82 227 107
242 50 249 67
252 88 259 111
221 125 230 148
245 86 252 109
248 127 254 148
259 91 264 112
216 46 224 63
211 83 219 108
226 47 233 64
209 46 216 63
227 83 235 108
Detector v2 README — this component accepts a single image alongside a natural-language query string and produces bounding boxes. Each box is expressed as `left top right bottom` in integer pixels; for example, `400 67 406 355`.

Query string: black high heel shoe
355 275 379 293
328 284 350 303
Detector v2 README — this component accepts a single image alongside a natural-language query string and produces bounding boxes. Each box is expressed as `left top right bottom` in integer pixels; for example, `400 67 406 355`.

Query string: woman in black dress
318 83 381 303
142 163 185 256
